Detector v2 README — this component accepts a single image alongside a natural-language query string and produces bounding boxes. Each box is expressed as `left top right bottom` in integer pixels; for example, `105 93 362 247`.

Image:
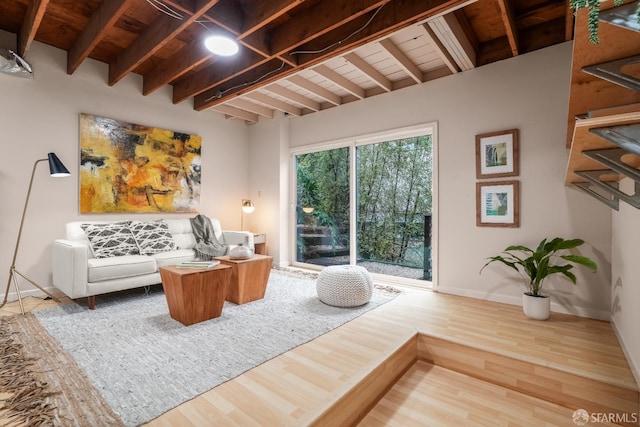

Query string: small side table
215 254 273 304
159 264 232 326
253 233 267 255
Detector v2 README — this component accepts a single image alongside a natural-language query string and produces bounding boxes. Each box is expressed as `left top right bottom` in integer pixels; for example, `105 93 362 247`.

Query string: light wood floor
359 361 622 427
1 288 638 426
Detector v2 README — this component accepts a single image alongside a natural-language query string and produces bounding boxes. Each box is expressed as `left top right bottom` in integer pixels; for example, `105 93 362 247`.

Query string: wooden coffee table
159 264 232 326
214 254 273 304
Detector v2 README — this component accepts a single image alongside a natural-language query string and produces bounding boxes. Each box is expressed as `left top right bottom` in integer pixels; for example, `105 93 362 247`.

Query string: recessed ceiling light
204 35 239 56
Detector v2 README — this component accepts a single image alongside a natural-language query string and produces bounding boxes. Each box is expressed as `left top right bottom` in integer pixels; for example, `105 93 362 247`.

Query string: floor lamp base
1 267 61 315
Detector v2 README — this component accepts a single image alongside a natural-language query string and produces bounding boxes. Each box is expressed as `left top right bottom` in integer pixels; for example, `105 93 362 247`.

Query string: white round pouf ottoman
316 265 373 307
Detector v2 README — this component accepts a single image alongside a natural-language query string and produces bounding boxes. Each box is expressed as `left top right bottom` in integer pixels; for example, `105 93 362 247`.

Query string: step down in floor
300 333 640 426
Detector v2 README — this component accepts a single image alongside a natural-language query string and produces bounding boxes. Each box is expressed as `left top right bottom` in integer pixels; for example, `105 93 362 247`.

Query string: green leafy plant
570 0 640 44
480 237 598 297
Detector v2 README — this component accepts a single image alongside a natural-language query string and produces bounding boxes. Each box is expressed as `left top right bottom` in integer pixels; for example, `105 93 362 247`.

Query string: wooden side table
253 233 267 255
159 264 232 326
215 254 273 304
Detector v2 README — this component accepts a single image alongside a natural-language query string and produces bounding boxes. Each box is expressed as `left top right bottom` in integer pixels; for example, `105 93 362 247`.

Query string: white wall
251 42 612 319
1 33 248 300
247 112 290 267
611 178 640 384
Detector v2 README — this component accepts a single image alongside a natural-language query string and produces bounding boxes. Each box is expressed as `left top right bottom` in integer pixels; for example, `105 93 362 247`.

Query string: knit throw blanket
190 215 228 259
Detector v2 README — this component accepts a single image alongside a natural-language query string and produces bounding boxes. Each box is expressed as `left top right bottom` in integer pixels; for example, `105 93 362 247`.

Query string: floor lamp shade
48 152 70 176
1 152 70 314
242 199 255 213
241 199 254 230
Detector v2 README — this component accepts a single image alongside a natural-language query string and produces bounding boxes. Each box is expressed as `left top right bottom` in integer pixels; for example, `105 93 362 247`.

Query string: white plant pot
522 293 550 320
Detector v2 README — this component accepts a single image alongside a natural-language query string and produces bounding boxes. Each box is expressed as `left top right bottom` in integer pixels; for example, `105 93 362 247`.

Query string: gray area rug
34 269 398 426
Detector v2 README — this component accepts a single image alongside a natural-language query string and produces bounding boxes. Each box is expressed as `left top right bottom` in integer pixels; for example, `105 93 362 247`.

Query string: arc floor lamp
1 153 70 314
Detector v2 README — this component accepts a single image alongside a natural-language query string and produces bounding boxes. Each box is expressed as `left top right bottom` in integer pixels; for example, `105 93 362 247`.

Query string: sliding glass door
355 136 432 281
295 147 350 266
293 126 434 285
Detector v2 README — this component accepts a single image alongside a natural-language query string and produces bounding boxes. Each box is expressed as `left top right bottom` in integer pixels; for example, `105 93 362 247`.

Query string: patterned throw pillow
81 221 140 258
129 220 177 255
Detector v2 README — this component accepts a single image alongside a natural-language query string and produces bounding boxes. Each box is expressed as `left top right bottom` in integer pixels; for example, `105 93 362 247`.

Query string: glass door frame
289 122 439 290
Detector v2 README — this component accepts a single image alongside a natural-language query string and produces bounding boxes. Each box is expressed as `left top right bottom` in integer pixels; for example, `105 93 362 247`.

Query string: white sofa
52 217 253 309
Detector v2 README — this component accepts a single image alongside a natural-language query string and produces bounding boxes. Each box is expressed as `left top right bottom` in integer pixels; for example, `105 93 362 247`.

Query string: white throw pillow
129 220 177 255
81 221 139 258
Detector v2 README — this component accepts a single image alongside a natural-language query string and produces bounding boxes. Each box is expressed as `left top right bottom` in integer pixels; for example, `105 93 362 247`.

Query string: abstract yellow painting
79 114 202 213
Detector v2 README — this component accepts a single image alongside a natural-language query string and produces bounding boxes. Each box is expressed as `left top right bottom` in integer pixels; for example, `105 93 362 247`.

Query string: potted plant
480 237 597 320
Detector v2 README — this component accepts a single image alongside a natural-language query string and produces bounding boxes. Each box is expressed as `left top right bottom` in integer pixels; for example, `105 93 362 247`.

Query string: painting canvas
476 181 519 227
476 129 519 179
79 114 202 213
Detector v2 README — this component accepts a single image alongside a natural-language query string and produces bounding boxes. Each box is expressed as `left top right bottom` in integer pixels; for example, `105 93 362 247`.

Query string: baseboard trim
436 285 611 320
611 318 640 392
2 285 58 304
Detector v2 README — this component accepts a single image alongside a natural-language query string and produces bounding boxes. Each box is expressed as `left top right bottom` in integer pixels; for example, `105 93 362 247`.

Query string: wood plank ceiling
0 0 571 124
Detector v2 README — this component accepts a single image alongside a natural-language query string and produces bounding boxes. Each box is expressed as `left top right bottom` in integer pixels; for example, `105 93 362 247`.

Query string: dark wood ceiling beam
236 0 385 60
291 0 470 66
240 0 303 37
143 36 214 95
202 0 244 35
476 17 566 66
193 0 471 110
519 16 566 53
268 0 388 57
67 0 135 74
238 34 271 58
565 0 574 41
177 1 277 69
496 0 519 56
518 0 566 29
18 0 50 57
161 0 197 15
172 50 269 103
476 36 511 66
108 0 220 86
194 9 386 108
170 0 252 30
193 60 293 110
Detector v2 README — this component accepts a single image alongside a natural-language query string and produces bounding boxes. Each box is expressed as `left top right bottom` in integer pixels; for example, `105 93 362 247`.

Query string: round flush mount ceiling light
204 35 239 56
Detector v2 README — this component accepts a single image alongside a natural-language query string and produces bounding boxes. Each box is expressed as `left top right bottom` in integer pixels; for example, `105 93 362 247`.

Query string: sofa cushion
81 221 139 258
164 218 197 249
164 217 223 250
152 249 196 267
129 220 177 255
88 255 156 282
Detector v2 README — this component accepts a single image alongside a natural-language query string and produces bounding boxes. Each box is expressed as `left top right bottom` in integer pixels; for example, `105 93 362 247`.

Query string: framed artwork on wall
79 113 202 213
476 180 520 227
475 129 519 179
